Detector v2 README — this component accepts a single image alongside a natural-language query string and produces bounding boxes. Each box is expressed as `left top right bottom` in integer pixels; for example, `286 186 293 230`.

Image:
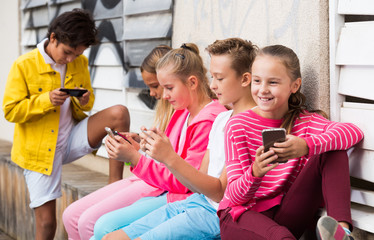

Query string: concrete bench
2 138 374 239
0 140 108 240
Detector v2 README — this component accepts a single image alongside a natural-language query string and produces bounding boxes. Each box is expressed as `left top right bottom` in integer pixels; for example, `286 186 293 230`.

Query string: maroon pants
219 150 352 240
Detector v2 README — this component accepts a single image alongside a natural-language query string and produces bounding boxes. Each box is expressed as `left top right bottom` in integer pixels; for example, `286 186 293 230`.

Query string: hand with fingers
49 88 70 106
139 126 177 165
77 89 90 106
271 135 309 163
105 134 140 165
252 146 279 178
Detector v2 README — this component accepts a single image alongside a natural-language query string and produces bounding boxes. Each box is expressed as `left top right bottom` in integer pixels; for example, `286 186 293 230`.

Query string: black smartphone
262 128 286 161
60 88 88 97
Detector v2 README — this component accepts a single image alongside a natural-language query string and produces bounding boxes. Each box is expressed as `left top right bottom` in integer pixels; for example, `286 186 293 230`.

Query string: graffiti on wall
21 0 172 89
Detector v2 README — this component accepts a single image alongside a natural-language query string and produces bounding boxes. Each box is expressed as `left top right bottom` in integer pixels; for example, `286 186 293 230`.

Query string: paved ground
0 230 13 240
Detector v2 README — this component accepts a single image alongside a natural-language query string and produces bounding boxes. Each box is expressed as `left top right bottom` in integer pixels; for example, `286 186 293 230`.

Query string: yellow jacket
2 48 95 175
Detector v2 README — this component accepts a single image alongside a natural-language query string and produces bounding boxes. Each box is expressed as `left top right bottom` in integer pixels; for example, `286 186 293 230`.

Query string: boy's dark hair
47 8 98 48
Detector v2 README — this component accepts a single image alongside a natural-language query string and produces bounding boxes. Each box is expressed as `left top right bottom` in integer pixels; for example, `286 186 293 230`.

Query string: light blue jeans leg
124 193 220 240
90 194 167 240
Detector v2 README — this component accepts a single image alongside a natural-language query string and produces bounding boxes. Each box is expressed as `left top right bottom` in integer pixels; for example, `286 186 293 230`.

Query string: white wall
173 0 330 113
0 0 19 142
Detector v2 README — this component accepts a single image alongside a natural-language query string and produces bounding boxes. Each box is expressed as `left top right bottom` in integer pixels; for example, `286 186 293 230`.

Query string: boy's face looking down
46 32 87 65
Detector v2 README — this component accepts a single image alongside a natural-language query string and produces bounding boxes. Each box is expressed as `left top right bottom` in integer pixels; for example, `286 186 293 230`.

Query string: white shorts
24 117 100 208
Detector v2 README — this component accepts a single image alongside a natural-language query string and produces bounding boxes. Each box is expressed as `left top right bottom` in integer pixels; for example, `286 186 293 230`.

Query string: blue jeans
124 193 220 240
90 194 167 240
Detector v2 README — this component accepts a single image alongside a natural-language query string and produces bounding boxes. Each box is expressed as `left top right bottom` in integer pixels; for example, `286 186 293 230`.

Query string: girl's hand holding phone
126 132 141 143
252 146 279 178
105 129 140 165
139 126 175 164
271 135 309 162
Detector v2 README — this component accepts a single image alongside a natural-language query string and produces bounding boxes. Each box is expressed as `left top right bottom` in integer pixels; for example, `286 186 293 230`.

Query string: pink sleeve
131 121 213 193
303 115 364 157
224 119 262 206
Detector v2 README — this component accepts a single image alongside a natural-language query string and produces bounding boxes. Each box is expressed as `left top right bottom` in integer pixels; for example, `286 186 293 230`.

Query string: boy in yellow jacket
2 9 129 240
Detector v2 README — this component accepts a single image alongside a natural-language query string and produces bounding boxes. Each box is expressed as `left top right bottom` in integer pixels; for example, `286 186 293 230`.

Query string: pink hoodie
131 100 227 203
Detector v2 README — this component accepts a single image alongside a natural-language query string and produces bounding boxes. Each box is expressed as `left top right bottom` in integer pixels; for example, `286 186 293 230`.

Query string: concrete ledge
0 140 108 240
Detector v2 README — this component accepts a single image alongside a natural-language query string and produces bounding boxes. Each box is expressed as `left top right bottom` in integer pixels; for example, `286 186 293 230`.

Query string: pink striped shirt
218 109 364 221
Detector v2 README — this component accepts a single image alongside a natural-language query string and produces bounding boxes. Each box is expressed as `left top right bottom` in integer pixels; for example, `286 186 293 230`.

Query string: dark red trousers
219 150 352 240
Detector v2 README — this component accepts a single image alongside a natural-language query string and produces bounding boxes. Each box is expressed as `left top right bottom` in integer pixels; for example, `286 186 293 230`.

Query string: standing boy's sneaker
316 216 354 240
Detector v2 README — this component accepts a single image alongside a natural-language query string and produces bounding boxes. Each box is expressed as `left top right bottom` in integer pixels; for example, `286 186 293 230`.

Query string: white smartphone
105 127 132 144
105 127 116 138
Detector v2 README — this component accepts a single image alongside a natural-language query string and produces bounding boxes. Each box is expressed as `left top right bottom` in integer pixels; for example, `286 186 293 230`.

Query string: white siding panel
351 203 374 233
335 22 374 66
123 13 172 40
92 89 126 112
341 103 374 151
338 65 374 100
338 0 374 15
128 109 155 133
21 0 47 9
351 188 374 208
349 148 374 183
21 29 37 46
125 0 172 15
126 90 155 111
48 2 82 19
24 8 49 28
92 66 124 90
91 43 123 66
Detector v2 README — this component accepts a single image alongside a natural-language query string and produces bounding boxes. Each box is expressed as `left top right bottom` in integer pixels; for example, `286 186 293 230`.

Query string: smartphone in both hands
262 128 287 163
105 127 131 144
59 88 88 97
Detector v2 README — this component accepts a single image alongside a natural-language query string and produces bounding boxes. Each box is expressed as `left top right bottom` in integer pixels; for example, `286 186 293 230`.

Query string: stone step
0 140 114 240
0 229 14 240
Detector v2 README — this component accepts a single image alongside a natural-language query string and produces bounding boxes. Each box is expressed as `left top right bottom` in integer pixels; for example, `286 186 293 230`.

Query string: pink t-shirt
218 109 364 221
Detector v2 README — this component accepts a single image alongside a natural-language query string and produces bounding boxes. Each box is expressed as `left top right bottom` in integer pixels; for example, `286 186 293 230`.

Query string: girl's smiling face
157 67 192 110
251 55 301 119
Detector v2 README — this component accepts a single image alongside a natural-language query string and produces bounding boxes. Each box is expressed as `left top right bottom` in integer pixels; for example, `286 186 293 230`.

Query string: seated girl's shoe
317 216 354 240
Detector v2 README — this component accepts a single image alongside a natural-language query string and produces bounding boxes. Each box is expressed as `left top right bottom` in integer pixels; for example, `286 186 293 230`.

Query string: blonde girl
93 43 227 240
100 38 257 240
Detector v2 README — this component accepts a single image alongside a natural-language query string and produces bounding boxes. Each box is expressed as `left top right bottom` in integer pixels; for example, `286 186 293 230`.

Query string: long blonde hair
141 45 174 131
156 43 216 103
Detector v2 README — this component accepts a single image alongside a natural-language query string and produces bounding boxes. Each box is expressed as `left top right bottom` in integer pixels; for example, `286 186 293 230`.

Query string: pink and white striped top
218 109 364 221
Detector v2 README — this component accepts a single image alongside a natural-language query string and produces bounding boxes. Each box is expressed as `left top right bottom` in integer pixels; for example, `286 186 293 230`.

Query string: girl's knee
93 215 113 240
77 210 97 237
